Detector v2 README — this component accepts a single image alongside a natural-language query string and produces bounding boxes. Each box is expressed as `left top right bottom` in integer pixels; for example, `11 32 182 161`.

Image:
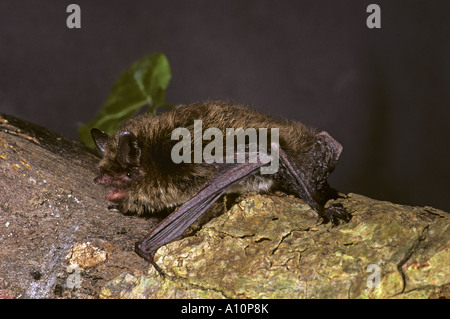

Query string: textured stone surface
0 113 151 299
101 193 449 299
65 242 108 269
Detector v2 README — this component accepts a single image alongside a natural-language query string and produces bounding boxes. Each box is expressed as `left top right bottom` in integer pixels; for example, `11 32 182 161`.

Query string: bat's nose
94 174 111 185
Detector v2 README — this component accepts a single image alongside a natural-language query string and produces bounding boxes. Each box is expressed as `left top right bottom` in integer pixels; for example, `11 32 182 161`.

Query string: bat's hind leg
319 203 351 226
274 143 351 226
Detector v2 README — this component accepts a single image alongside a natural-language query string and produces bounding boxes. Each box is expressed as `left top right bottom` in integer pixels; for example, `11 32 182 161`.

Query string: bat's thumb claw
135 241 166 277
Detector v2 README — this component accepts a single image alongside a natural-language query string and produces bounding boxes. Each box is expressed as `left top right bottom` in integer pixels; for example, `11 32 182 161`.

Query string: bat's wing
135 153 272 275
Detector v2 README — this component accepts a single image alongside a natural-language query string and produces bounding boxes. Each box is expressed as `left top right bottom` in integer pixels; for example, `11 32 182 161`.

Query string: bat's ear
90 128 109 155
117 131 141 167
317 131 343 161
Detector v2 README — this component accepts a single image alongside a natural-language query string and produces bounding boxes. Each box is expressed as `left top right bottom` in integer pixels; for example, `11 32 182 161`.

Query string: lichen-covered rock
65 242 107 269
101 193 449 299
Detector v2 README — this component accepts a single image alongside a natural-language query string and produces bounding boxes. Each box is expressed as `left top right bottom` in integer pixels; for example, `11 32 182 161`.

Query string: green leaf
78 53 171 147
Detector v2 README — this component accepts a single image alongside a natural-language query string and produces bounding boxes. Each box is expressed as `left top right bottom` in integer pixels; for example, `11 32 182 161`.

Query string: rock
101 193 449 299
65 242 107 269
0 113 448 299
0 114 151 298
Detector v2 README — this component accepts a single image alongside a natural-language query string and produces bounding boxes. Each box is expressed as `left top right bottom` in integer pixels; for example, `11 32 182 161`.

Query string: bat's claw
107 204 120 212
319 203 351 226
135 241 166 277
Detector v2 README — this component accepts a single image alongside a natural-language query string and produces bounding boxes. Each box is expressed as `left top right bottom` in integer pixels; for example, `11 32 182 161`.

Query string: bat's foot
107 204 121 212
107 204 133 215
135 241 166 277
319 203 351 226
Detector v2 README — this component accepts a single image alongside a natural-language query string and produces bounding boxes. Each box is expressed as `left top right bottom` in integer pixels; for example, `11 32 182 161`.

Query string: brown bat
91 101 350 274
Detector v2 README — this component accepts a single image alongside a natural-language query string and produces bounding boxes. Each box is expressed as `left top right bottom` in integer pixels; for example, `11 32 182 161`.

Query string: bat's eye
126 171 132 178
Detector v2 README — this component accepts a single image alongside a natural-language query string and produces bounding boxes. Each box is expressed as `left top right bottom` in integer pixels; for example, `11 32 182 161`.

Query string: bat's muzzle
94 173 112 185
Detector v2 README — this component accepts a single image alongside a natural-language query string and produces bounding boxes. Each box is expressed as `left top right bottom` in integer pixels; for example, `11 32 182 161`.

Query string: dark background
1 0 449 211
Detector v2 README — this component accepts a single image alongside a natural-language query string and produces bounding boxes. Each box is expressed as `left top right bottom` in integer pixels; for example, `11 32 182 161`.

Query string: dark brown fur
95 102 328 212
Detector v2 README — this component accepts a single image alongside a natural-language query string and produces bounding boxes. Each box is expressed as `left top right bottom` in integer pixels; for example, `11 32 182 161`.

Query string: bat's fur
94 101 343 220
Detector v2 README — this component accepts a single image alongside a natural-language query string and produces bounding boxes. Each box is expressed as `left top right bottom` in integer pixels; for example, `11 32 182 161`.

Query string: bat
90 102 350 274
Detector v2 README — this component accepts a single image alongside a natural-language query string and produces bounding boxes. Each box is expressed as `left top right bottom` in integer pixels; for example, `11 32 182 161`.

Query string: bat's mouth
94 173 132 203
106 188 128 202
